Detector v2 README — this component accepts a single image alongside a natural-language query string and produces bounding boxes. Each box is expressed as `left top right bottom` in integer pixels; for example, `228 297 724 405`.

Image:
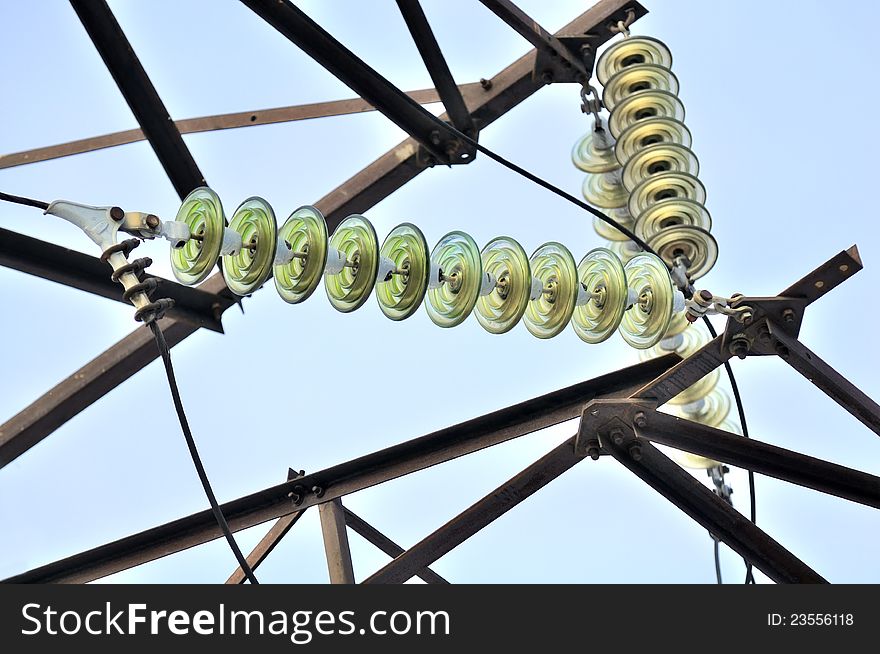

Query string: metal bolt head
782 308 796 323
633 412 647 429
775 342 790 358
145 213 160 229
741 311 753 325
628 442 643 461
587 446 600 461
757 324 771 343
728 336 750 360
610 429 625 446
110 206 125 222
479 77 493 90
429 130 441 146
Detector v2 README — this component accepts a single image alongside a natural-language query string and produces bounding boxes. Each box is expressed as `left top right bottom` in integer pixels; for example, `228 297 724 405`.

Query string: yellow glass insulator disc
571 128 619 173
622 143 700 192
274 205 328 304
324 214 380 313
171 187 225 286
475 236 531 334
619 252 674 349
634 198 712 241
603 63 680 112
615 117 693 166
582 170 628 209
222 197 277 296
647 224 718 281
608 90 685 139
628 171 706 222
376 222 430 321
596 36 673 86
572 247 628 344
425 231 482 328
524 242 579 339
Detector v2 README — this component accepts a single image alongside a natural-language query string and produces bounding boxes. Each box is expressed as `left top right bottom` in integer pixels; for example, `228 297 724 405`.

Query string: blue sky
1 0 878 583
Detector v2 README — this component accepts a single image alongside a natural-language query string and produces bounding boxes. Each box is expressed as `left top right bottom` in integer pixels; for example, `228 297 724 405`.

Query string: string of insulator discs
571 29 738 471
168 186 688 349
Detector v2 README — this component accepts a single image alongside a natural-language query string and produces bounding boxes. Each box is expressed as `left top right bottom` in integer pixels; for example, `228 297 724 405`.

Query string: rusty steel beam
0 84 484 170
343 509 448 584
2 356 678 583
226 468 306 584
396 0 475 136
633 410 880 509
0 0 644 469
601 435 826 584
69 0 206 199
241 0 463 164
319 499 356 584
364 436 581 584
0 227 232 333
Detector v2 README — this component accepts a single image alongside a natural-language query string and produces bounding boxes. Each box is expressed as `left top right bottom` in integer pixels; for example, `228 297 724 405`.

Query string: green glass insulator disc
524 242 578 339
571 129 620 174
628 171 706 222
170 186 225 286
376 222 429 321
582 170 628 209
615 117 693 167
572 247 628 344
222 197 277 296
324 214 379 313
603 63 680 112
647 224 718 281
593 207 635 242
622 143 700 192
619 252 674 349
274 205 328 304
425 231 482 328
475 236 531 335
634 198 712 241
609 90 686 140
596 36 673 86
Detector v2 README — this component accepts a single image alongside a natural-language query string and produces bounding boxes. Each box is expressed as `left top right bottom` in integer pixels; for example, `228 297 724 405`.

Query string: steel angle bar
69 0 206 199
0 228 231 333
343 509 448 584
0 84 484 170
319 499 355 584
2 355 678 583
768 325 880 438
633 410 880 509
240 0 463 164
363 436 581 584
396 1 475 136
599 432 827 584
